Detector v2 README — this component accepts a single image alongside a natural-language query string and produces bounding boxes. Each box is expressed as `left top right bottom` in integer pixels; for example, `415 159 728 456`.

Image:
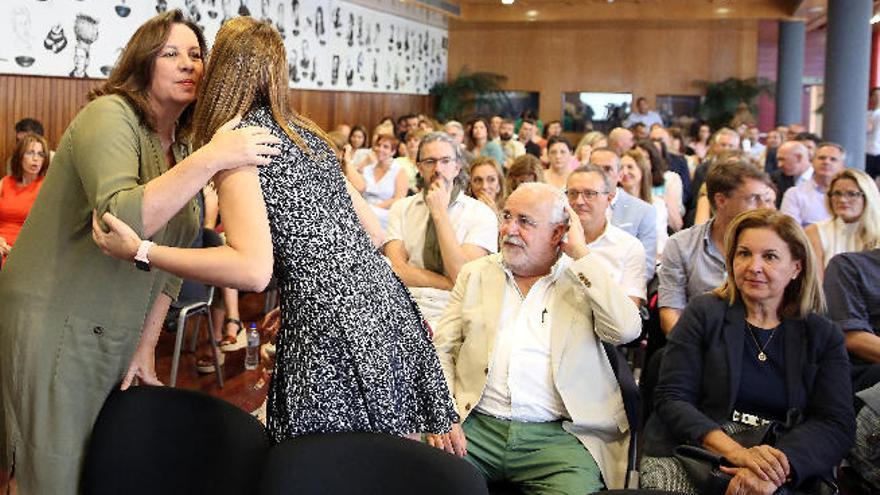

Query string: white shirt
587 222 647 301
476 258 569 422
385 191 498 324
623 110 663 129
795 166 814 187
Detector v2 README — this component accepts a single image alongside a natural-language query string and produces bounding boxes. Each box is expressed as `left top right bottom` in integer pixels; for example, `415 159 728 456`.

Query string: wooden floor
154 292 272 415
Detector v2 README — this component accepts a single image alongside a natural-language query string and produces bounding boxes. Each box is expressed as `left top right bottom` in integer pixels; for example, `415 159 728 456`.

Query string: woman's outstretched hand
92 210 142 261
201 115 282 172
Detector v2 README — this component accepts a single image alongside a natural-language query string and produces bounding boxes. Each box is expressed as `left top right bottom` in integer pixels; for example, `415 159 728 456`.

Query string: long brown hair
192 16 330 153
89 10 205 137
10 133 51 181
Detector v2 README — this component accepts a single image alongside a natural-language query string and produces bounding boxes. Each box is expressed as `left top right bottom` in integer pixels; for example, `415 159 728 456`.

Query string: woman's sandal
196 343 226 374
219 318 244 351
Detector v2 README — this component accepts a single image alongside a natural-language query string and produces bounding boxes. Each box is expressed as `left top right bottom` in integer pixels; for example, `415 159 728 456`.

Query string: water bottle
245 323 260 370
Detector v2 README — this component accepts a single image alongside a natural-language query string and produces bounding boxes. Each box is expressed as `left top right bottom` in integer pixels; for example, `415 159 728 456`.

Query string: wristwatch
134 240 156 272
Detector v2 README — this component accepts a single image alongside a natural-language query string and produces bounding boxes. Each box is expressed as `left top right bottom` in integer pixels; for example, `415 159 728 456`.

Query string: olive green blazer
0 95 198 494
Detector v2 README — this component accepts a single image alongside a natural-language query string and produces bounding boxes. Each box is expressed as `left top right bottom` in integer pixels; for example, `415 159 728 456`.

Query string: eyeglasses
419 156 456 167
565 188 608 201
736 193 775 206
24 150 46 158
829 190 864 200
498 211 541 230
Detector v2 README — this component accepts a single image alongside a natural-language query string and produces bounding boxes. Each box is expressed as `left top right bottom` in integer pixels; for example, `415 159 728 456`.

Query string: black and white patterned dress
242 105 457 441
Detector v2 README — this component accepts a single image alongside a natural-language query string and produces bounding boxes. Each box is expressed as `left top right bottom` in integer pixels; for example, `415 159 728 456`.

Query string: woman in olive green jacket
0 10 279 494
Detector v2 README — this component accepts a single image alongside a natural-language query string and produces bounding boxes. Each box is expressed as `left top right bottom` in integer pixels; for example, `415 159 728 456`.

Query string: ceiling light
526 9 538 17
715 7 731 15
501 0 514 4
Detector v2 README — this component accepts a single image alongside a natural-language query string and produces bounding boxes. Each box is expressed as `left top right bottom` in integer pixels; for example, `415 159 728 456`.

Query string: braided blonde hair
193 16 330 153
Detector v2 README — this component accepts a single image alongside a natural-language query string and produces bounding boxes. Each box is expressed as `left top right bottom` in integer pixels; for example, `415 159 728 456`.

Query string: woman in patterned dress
93 16 457 441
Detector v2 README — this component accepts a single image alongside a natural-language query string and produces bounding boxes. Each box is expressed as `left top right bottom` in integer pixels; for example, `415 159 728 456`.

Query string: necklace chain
745 321 778 363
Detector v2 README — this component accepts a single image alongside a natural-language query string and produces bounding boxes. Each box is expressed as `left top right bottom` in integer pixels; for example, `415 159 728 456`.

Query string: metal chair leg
207 314 224 388
170 309 190 387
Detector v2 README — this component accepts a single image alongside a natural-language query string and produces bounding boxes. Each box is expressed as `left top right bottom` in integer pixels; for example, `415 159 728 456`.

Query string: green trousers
462 412 604 494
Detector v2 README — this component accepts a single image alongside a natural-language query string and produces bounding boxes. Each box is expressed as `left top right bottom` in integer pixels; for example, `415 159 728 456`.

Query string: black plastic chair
260 432 489 495
81 386 270 495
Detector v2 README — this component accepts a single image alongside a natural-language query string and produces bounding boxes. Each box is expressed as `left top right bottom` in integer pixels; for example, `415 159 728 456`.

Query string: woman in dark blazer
640 209 855 495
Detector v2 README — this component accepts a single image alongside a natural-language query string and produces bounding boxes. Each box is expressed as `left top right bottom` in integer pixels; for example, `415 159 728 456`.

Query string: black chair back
260 432 489 495
82 386 270 495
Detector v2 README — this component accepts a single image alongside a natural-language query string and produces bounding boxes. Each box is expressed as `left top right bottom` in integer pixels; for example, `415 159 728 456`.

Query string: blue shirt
780 178 830 227
658 219 726 310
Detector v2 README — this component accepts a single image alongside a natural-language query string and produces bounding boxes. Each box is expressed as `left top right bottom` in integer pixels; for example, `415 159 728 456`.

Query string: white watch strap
134 240 156 264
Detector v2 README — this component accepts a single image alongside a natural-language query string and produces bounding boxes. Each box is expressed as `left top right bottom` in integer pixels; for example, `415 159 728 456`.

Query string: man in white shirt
623 97 663 129
566 165 646 307
428 183 641 493
384 132 498 328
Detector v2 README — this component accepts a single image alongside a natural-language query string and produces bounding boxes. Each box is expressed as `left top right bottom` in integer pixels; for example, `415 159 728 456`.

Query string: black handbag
672 411 838 495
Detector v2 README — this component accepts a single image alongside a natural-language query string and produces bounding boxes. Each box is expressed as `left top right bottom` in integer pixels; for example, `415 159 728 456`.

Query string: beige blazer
434 252 642 489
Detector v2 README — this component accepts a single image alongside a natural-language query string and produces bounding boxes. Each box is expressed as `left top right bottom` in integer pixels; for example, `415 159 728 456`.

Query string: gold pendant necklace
745 321 778 362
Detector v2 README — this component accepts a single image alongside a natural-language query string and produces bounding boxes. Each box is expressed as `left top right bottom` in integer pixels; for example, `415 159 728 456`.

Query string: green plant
696 77 774 129
430 67 507 122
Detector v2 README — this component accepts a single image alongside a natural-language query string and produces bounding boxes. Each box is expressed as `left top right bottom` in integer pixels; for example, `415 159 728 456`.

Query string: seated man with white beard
428 183 642 493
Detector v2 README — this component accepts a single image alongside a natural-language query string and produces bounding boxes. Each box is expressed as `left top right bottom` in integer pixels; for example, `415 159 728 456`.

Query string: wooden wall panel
0 74 432 162
448 19 760 126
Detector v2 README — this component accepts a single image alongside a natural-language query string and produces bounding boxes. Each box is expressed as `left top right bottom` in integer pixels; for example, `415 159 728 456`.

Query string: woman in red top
0 133 49 261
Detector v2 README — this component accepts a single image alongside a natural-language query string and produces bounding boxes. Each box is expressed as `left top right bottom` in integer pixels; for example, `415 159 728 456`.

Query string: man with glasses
658 158 775 334
384 132 498 328
780 142 846 227
589 148 657 280
429 182 641 493
567 165 646 308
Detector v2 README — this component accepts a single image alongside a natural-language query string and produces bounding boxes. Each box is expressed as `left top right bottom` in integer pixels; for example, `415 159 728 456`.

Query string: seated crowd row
2 111 879 493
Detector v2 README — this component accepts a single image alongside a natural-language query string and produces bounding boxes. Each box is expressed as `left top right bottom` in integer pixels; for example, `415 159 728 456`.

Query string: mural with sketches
0 0 448 95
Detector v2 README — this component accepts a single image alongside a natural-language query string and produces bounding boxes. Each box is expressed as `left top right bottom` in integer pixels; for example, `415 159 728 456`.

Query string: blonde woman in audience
0 11 281 493
361 133 408 229
93 16 456 448
806 169 880 278
575 131 607 166
0 133 50 263
619 150 669 258
467 156 506 215
505 153 545 193
543 135 575 189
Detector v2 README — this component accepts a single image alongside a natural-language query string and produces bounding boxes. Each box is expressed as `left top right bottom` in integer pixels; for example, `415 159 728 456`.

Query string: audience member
567 165 647 305
771 141 812 208
0 133 50 262
868 87 880 179
619 151 669 259
780 142 845 227
348 124 370 158
659 158 774 334
689 127 741 220
444 120 475 166
744 125 766 160
650 126 692 206
333 123 351 140
825 249 880 394
589 147 657 280
623 96 663 129
361 133 408 229
506 154 544 193
384 132 497 327
806 169 880 277
488 114 503 141
430 183 641 491
467 156 506 215
543 120 563 140
690 122 712 161
544 136 575 189
518 118 542 158
608 127 635 156
467 117 505 166
630 122 648 141
762 129 783 174
7 118 48 175
497 118 525 168
393 128 425 191
794 131 821 160
642 209 855 495
396 113 419 143
636 140 684 232
575 131 607 166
